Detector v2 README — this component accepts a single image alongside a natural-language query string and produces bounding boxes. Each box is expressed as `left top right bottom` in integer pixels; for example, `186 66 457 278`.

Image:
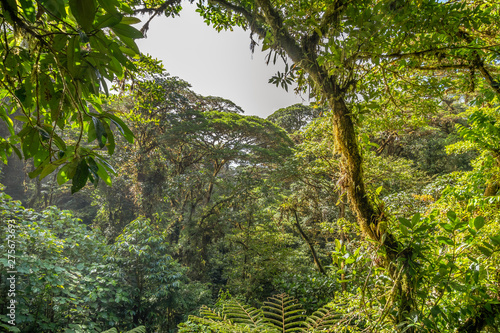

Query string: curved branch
293 210 325 275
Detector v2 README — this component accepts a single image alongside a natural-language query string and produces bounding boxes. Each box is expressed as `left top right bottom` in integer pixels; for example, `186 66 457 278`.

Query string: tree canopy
2 0 500 333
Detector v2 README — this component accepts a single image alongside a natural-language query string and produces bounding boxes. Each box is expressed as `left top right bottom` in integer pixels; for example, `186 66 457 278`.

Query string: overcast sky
135 3 305 118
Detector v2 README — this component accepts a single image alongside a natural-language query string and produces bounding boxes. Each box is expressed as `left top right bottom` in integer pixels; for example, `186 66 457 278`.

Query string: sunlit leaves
0 0 142 192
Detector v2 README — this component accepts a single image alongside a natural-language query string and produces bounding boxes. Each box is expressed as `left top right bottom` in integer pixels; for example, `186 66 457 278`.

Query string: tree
0 0 146 192
93 65 295 283
0 187 124 332
146 0 500 330
267 104 324 134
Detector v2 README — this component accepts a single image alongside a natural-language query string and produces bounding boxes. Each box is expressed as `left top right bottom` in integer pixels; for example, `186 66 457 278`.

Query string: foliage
267 104 325 134
108 217 212 332
4 1 500 332
0 0 144 191
0 186 210 332
178 293 343 333
101 326 146 333
0 186 124 332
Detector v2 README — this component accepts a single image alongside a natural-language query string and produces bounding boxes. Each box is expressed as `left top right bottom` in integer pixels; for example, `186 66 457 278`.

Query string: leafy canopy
0 0 144 192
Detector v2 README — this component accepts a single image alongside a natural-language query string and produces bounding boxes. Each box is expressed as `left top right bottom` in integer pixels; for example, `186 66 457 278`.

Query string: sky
135 2 305 118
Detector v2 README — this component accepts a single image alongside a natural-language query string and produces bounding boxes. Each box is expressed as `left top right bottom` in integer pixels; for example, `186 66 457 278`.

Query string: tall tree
0 0 154 191
142 0 500 330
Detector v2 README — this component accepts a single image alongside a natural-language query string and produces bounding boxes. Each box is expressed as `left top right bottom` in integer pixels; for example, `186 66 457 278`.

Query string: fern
304 306 342 332
101 328 118 333
101 326 146 333
199 304 225 321
180 294 347 333
223 299 268 328
261 294 305 333
125 326 147 333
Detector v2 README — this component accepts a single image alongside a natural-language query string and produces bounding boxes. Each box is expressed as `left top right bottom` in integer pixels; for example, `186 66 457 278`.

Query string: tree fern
261 294 306 333
178 294 347 333
304 306 342 332
187 300 278 332
223 299 269 328
101 326 146 333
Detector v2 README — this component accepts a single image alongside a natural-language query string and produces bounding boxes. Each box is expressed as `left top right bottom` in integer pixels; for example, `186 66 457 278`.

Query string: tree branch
209 0 267 38
293 210 326 275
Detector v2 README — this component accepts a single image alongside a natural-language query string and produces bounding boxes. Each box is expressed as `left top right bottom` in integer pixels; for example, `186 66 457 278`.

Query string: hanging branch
293 210 326 275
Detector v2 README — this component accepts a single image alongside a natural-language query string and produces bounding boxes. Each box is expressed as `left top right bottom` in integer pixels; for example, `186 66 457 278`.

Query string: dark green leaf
446 210 457 222
95 12 123 29
93 117 107 148
477 245 493 257
473 216 485 231
104 112 134 143
71 160 90 193
399 217 412 229
69 0 97 32
111 23 144 39
437 236 454 246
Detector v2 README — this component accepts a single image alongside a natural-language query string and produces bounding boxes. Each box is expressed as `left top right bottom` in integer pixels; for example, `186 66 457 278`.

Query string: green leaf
19 0 36 22
97 0 120 13
93 117 107 148
0 107 14 135
67 35 80 77
95 12 123 29
446 210 457 222
22 128 40 158
109 42 131 67
439 223 454 232
121 17 141 25
473 216 485 231
114 34 140 55
102 121 115 154
399 217 412 229
69 0 97 32
71 160 90 193
400 224 408 236
104 112 134 143
28 156 50 178
40 0 66 18
437 236 454 246
57 163 74 185
87 157 100 186
95 161 112 185
477 245 493 257
411 213 421 227
490 235 500 246
40 163 59 180
111 23 144 39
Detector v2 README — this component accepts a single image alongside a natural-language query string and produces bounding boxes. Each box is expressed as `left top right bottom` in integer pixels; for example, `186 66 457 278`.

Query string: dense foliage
1 0 500 333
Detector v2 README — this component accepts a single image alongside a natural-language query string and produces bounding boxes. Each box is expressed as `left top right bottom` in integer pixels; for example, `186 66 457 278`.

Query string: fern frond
101 326 146 333
223 299 267 327
189 314 273 333
199 304 225 321
305 306 342 332
101 329 118 333
124 326 146 333
262 294 306 333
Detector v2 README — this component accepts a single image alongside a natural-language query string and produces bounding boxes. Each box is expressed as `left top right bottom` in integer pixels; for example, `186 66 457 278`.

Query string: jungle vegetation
1 0 500 332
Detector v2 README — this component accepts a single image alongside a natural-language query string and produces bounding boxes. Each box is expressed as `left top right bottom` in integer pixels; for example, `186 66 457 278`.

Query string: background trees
1 0 500 332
